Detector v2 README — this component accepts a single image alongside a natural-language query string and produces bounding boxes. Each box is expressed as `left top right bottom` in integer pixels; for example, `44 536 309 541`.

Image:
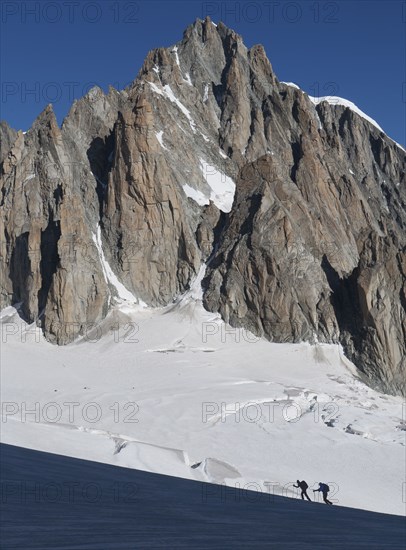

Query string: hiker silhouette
293 480 311 501
313 482 333 505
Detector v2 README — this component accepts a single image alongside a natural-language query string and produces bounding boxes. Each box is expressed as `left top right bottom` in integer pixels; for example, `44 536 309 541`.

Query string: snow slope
2 443 405 549
1 281 405 517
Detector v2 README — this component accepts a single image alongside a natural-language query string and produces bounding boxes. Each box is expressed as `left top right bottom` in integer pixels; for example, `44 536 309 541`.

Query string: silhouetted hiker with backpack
293 480 311 501
313 482 333 504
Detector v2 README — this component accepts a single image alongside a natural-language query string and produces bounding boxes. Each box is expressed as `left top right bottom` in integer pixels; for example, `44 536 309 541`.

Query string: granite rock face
0 88 125 342
1 17 405 394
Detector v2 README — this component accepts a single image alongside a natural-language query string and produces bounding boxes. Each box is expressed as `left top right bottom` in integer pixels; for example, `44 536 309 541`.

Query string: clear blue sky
1 1 405 146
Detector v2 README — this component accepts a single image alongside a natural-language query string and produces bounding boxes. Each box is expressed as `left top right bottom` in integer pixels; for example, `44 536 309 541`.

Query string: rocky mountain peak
0 20 405 396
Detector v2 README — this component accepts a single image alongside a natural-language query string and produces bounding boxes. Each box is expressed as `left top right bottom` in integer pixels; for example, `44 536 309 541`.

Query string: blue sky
1 1 405 145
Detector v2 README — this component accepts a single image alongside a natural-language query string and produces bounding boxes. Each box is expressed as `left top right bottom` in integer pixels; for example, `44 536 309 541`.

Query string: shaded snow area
92 226 146 306
1 282 405 518
2 444 405 550
175 264 206 303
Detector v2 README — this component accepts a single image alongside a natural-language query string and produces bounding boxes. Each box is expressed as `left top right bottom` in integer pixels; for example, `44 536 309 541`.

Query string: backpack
301 481 308 490
321 483 329 492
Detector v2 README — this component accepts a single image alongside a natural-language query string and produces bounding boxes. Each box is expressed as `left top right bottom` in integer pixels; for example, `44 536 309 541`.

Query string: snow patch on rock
172 46 180 67
182 184 209 207
199 158 236 212
281 81 300 89
92 226 146 306
155 130 168 150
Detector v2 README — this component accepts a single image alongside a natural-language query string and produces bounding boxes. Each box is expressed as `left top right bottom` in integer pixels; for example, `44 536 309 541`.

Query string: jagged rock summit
1 17 405 396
